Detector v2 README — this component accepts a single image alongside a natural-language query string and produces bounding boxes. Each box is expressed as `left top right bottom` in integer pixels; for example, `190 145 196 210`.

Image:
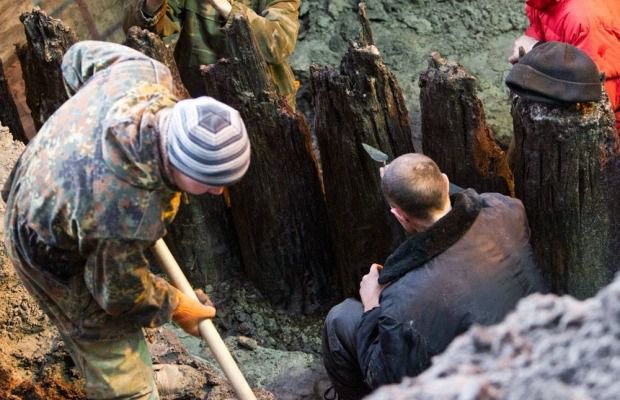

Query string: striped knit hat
167 97 251 186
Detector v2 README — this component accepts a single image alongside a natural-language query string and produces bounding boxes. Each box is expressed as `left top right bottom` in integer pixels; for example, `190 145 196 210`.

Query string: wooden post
0 59 27 143
15 8 77 130
200 14 334 313
124 27 190 100
510 93 620 298
310 3 415 298
419 53 513 195
123 26 244 287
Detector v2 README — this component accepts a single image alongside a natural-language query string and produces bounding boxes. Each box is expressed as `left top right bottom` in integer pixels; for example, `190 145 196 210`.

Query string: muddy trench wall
0 0 530 305
1 0 528 143
5 0 618 302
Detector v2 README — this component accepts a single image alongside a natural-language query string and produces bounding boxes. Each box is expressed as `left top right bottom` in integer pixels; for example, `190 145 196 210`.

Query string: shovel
361 143 464 195
152 239 256 400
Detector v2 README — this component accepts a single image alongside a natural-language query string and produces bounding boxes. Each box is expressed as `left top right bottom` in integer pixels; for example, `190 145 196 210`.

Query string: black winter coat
356 189 546 387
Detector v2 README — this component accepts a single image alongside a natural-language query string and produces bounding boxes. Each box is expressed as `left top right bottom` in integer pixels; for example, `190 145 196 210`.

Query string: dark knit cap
168 97 251 186
505 41 602 104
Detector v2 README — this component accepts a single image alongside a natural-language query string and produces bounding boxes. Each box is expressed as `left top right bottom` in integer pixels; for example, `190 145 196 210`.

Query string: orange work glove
171 289 216 337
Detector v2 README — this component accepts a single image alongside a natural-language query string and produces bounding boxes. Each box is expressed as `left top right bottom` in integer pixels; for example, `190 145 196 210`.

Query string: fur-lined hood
378 189 482 285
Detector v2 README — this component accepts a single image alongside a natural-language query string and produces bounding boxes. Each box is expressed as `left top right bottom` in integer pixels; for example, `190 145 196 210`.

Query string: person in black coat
321 153 546 400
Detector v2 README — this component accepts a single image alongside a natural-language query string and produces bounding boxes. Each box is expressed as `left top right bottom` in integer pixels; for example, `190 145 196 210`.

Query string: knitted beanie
505 41 602 104
167 97 250 186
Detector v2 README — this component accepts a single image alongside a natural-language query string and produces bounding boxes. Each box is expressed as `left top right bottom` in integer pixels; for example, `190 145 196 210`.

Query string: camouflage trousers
4 224 160 399
61 330 160 400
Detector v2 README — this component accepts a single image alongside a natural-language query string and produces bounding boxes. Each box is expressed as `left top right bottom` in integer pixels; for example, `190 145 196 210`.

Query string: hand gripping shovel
152 239 256 400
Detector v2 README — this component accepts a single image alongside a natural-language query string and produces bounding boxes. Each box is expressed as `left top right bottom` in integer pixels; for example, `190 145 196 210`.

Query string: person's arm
508 34 540 64
356 304 432 387
560 12 603 67
356 265 430 386
84 238 217 335
523 4 545 41
123 0 181 40
225 0 301 64
508 4 543 63
84 238 180 327
360 264 385 312
61 40 171 95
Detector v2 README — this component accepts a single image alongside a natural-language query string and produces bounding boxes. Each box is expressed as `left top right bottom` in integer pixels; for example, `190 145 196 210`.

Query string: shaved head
381 154 448 220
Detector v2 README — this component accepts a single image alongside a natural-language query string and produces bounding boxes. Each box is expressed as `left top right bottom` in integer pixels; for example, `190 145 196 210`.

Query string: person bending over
3 40 251 399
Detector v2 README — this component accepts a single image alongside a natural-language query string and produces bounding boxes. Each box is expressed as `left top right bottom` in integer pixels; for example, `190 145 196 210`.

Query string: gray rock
178 330 329 400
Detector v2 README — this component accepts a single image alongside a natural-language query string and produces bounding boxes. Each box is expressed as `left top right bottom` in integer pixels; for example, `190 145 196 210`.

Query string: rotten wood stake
419 52 514 196
310 3 415 298
16 8 77 130
510 93 620 298
0 59 27 143
201 13 334 313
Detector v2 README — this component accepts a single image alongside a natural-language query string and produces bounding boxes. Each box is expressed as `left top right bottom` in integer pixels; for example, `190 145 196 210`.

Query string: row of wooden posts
1 5 618 314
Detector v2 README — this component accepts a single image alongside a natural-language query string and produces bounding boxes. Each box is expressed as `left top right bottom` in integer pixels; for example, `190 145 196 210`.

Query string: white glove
508 35 539 64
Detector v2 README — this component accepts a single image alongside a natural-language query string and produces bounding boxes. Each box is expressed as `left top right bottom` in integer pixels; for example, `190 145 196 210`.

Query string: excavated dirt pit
0 0 530 398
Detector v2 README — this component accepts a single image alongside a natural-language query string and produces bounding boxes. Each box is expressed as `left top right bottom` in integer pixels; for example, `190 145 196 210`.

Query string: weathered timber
15 8 77 130
310 4 415 298
0 60 27 143
124 26 190 100
358 3 375 48
200 14 334 313
419 53 513 195
511 93 620 298
163 196 243 285
123 27 243 286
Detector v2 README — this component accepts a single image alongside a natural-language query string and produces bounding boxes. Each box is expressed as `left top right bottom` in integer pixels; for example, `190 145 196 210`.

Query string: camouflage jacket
3 41 182 340
123 0 300 106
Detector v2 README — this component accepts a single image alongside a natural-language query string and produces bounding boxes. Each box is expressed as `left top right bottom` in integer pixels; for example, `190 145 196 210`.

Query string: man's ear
390 207 409 226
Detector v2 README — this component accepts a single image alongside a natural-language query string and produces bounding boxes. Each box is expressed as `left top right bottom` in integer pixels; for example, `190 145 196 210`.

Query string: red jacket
525 0 620 128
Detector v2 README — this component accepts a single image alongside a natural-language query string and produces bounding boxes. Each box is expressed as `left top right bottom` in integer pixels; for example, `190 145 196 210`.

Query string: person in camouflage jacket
123 0 301 108
2 40 251 399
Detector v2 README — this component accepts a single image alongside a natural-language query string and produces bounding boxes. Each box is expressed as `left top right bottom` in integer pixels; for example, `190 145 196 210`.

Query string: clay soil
0 126 86 399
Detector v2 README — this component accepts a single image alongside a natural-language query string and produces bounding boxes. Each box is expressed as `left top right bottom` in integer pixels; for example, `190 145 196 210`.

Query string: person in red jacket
509 0 620 133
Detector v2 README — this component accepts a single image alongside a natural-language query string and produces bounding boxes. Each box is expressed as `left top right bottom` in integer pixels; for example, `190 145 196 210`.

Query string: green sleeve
230 0 301 64
84 239 179 328
123 0 182 42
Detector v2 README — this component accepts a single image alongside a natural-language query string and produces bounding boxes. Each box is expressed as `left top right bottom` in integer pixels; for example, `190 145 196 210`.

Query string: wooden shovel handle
152 239 256 400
